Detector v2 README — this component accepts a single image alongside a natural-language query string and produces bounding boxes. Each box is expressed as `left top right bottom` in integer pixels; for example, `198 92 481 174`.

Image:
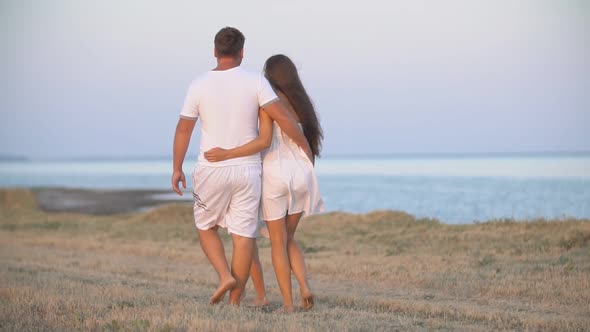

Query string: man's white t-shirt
180 66 278 167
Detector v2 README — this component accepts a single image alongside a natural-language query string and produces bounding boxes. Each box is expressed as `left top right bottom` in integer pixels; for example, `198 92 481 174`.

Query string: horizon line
2 150 590 162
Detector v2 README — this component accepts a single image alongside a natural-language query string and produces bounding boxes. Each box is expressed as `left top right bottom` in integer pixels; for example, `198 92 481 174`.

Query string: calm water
1 154 589 223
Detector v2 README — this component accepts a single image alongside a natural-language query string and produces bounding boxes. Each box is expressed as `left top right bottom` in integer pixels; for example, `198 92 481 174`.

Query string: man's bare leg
197 226 236 304
249 243 269 306
228 233 255 305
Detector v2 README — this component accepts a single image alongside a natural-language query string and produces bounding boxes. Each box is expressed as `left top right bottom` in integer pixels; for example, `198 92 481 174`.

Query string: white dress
260 122 325 221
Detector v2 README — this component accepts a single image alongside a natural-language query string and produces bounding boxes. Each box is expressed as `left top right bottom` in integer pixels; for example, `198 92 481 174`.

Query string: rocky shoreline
32 188 192 215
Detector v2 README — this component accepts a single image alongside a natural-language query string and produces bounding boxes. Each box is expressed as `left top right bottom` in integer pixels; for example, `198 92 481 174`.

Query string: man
171 27 312 306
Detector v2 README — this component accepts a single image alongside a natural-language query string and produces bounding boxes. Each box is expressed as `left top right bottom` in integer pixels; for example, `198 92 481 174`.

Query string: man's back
180 66 278 167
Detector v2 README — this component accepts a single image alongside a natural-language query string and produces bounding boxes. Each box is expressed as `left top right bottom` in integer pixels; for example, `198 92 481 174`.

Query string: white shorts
261 159 324 221
191 164 261 238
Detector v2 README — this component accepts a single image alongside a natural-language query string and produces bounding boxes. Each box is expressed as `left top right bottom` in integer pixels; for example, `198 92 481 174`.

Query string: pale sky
1 0 589 159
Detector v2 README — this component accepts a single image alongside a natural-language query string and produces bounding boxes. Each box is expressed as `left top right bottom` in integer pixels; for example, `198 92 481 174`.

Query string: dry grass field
1 188 589 331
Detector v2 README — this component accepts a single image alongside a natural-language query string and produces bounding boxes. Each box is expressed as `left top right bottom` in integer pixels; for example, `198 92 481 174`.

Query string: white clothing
191 164 262 238
179 66 278 168
261 122 325 221
180 66 275 237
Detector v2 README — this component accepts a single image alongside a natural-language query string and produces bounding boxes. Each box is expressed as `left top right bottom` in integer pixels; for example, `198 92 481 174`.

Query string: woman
204 54 324 312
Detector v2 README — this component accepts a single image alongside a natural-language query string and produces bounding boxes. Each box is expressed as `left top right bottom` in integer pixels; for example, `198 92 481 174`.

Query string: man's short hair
214 27 245 57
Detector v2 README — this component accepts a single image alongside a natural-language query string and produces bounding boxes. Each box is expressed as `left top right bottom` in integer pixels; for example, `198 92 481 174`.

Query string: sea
1 153 589 224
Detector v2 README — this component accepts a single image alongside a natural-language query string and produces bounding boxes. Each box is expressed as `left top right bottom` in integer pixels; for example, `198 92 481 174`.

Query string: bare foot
252 296 269 307
301 290 314 310
275 305 296 313
209 277 236 305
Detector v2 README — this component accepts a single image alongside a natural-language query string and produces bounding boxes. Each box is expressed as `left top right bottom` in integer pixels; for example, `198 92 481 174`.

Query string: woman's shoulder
275 91 299 121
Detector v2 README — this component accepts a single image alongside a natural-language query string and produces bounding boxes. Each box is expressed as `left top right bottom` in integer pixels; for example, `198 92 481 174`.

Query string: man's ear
239 48 244 59
214 48 218 58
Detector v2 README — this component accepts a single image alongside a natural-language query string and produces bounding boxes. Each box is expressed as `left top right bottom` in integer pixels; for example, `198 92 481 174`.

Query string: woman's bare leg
265 216 294 312
286 212 314 310
249 242 269 306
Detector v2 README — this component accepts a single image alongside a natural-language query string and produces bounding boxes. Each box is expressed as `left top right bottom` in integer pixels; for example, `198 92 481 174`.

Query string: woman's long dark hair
264 54 323 157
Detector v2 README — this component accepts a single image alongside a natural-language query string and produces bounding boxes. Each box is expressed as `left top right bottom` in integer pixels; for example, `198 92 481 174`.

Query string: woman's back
262 93 308 164
260 97 323 220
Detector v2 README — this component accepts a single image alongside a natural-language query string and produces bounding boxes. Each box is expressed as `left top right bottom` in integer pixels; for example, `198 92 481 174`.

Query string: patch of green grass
344 227 369 236
415 217 441 226
103 319 122 332
299 241 327 253
256 239 271 248
385 246 405 256
531 238 551 253
559 230 590 250
475 218 519 228
478 255 495 267
554 255 570 266
0 220 78 232
0 223 17 231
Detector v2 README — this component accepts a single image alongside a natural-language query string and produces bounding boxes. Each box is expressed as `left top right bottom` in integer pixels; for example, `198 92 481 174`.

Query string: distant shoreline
2 188 584 225
0 155 29 162
31 187 191 215
2 150 590 162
